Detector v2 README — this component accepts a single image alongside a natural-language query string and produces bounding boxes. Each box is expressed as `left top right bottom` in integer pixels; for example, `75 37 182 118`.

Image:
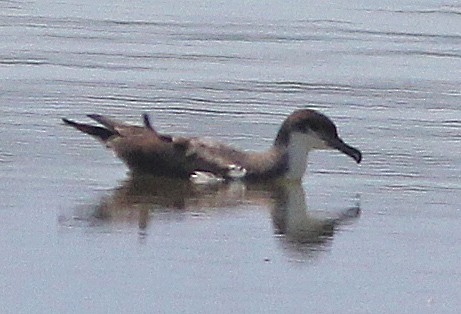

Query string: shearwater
63 109 361 182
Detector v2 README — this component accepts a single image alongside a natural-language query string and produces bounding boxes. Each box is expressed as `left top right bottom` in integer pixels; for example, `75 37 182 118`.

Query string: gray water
1 0 460 313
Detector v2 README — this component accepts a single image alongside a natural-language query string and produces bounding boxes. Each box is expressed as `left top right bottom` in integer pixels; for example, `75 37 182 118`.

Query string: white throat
283 131 329 181
284 132 311 181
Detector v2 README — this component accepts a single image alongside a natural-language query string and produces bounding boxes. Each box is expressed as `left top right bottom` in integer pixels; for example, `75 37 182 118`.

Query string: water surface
1 0 460 313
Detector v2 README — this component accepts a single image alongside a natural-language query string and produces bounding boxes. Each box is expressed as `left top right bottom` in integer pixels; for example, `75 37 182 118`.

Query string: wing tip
61 116 114 142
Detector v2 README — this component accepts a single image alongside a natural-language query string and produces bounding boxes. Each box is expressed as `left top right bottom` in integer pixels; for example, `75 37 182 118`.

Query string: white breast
285 132 326 181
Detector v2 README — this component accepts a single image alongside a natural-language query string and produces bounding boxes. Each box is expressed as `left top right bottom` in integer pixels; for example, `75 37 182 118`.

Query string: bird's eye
310 124 319 132
296 122 309 132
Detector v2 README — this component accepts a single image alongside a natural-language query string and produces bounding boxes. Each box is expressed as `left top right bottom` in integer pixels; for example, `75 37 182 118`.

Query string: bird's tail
62 118 115 142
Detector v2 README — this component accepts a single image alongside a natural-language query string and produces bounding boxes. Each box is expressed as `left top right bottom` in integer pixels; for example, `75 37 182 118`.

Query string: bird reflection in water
63 176 360 258
270 183 360 259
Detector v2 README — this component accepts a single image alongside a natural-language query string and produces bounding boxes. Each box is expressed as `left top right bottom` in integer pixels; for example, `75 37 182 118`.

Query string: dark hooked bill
326 137 362 164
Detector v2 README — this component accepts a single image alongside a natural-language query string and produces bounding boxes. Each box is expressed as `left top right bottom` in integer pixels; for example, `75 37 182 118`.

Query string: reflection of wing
62 176 361 263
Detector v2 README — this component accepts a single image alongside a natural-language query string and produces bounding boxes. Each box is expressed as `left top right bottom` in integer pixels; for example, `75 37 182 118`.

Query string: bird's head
275 109 362 163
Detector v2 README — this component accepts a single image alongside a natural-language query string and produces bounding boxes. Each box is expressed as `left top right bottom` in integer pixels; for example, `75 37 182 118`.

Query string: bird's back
63 114 281 179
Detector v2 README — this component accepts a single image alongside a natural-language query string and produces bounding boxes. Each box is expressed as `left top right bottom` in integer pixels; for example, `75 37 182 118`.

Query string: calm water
1 0 460 313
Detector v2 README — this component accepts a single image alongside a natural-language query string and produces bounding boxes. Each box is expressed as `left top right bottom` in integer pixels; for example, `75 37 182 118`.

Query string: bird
62 109 361 182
